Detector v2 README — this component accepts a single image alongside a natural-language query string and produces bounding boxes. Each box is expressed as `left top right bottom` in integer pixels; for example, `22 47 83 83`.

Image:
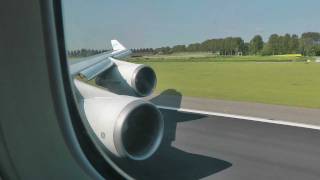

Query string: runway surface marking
157 105 320 130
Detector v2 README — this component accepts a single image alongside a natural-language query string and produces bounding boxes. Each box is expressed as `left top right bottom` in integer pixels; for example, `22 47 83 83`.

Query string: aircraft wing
69 40 131 80
70 39 161 161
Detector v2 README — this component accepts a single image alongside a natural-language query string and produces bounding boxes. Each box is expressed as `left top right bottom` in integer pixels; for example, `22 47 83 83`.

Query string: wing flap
79 58 114 80
69 52 111 76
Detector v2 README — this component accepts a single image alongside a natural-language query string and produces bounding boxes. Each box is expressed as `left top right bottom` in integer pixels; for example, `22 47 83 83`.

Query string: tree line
67 49 109 58
133 32 320 56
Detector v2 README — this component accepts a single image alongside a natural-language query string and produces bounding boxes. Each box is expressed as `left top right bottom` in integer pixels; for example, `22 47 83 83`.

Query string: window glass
61 1 320 179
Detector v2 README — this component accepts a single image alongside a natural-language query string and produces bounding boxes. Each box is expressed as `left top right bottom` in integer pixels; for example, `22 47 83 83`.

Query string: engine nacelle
74 80 163 160
95 58 157 97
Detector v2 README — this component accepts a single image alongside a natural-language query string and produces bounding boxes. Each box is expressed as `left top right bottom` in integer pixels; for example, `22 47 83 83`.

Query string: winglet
111 40 126 51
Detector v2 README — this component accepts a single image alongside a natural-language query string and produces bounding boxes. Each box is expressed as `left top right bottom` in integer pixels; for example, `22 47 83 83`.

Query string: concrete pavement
107 91 320 179
146 90 320 127
114 109 320 180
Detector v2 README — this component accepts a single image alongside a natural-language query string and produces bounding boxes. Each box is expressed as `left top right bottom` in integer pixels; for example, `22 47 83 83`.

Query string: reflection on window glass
62 1 320 179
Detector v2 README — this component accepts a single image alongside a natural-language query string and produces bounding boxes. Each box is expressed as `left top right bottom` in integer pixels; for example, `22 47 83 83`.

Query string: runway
115 109 320 180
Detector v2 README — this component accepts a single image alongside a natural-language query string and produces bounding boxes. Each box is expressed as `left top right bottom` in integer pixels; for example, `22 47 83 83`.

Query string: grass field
135 58 320 108
129 53 312 63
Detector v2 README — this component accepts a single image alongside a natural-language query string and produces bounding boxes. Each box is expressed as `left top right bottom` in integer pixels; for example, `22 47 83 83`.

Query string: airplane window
61 0 320 179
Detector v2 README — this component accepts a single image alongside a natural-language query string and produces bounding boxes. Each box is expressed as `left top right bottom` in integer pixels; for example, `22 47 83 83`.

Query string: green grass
142 61 320 108
129 54 312 63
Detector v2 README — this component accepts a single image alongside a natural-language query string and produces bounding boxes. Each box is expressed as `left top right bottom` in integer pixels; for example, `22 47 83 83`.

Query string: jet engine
95 58 157 97
74 80 163 160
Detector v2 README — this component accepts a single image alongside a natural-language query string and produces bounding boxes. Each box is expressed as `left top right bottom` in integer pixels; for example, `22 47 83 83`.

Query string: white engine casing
74 80 163 160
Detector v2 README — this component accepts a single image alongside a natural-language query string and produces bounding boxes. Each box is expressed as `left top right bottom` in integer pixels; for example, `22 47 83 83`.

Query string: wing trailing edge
69 40 131 80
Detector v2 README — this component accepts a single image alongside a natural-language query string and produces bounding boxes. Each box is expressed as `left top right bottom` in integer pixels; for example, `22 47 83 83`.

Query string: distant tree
172 45 186 52
267 34 279 55
187 43 201 52
155 46 172 54
289 34 300 54
300 32 320 56
249 35 264 55
67 31 320 58
233 37 245 55
279 34 291 54
242 42 250 55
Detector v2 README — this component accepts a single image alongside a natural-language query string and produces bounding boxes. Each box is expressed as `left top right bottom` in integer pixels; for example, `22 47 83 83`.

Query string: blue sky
62 0 320 49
